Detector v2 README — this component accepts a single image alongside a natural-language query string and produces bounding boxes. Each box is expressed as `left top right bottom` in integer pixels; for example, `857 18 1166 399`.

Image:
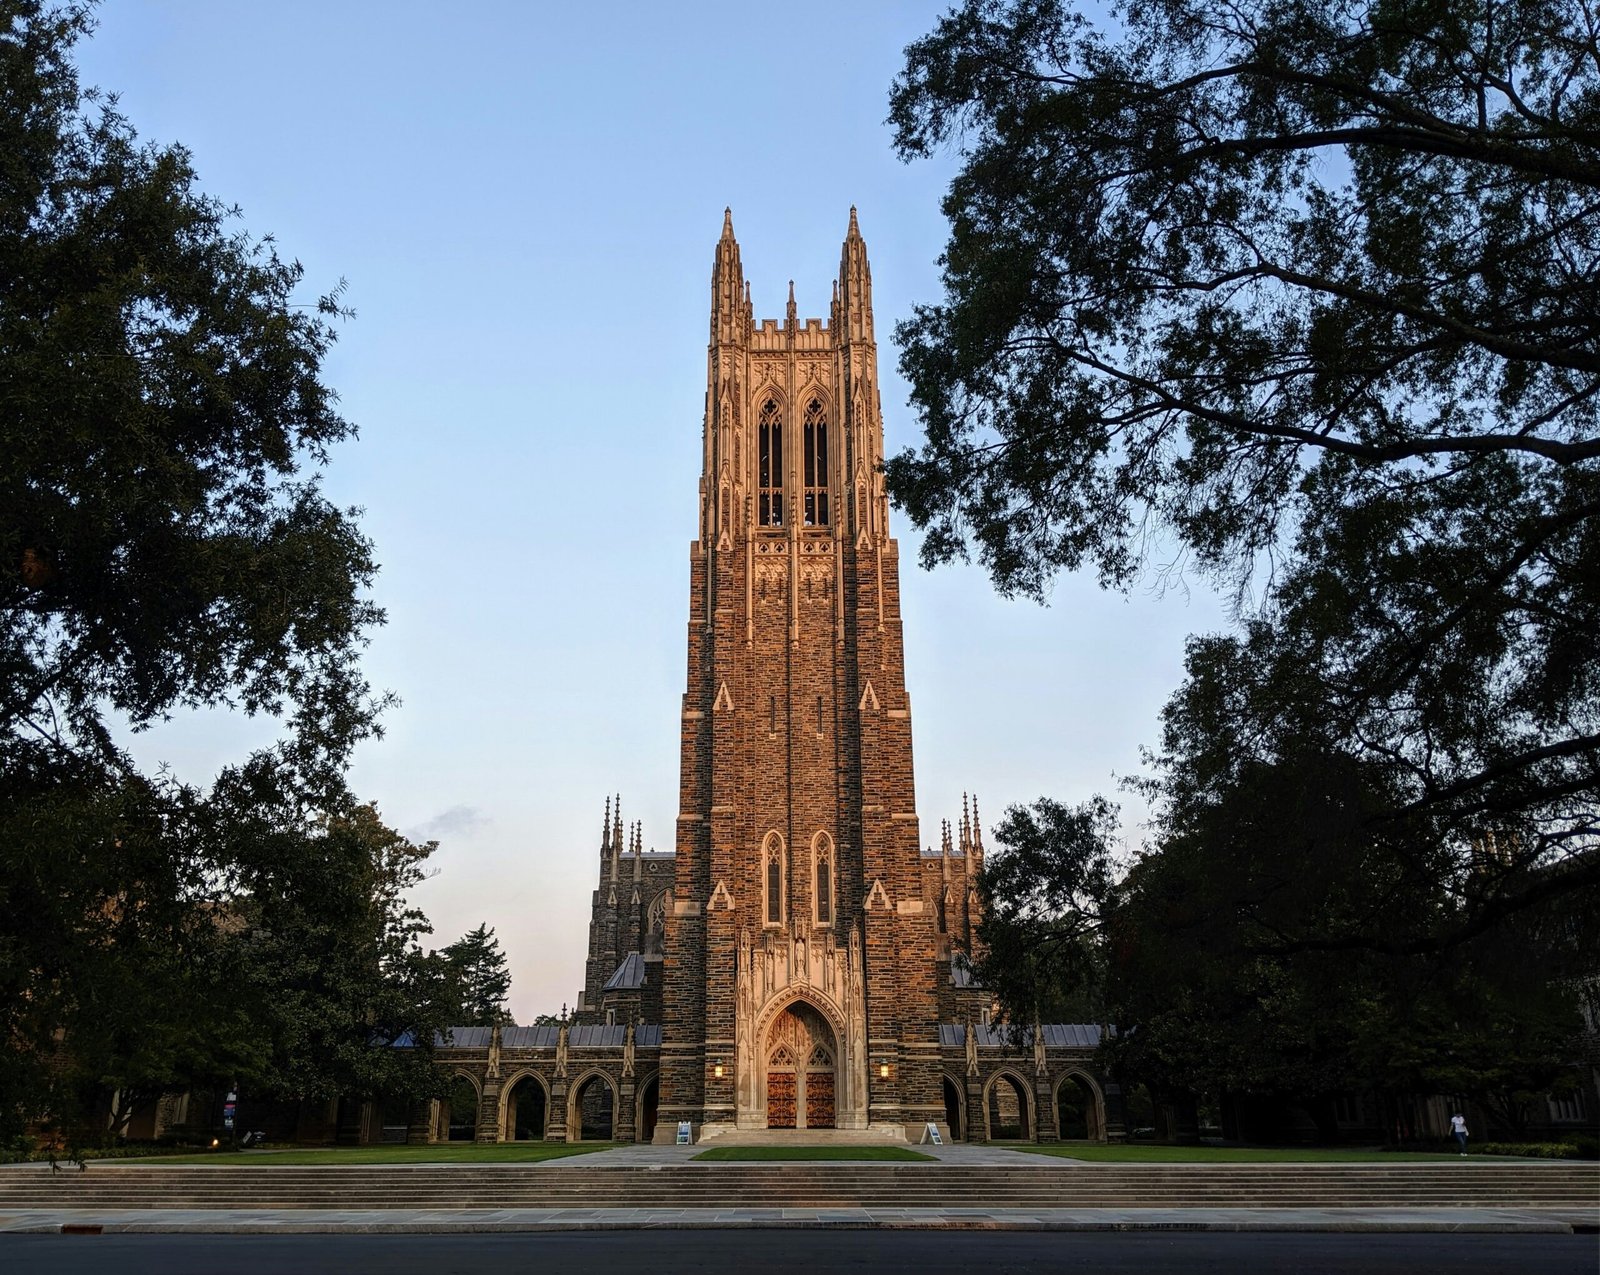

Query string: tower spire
601 794 611 855
710 209 746 347
838 206 873 345
612 795 623 880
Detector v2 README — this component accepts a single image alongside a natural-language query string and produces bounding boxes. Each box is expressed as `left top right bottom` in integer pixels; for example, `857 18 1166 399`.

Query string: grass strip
131 1143 616 1166
1014 1144 1475 1163
692 1145 934 1162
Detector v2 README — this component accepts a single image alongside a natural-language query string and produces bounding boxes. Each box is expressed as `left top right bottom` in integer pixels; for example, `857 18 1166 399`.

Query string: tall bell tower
656 210 943 1140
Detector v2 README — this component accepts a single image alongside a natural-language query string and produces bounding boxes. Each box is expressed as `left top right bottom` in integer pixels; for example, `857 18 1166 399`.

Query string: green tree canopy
435 923 515 1027
888 0 1600 951
0 2 442 1147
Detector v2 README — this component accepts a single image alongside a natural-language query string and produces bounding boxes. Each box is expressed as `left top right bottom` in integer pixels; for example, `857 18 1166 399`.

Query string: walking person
1450 1112 1469 1155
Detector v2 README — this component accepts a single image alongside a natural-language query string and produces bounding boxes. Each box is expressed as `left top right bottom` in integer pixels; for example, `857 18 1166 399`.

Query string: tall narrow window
764 833 785 925
802 399 829 526
758 398 784 527
813 833 834 925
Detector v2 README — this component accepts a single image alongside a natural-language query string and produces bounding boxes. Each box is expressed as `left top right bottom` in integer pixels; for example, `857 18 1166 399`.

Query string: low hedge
1473 1141 1588 1160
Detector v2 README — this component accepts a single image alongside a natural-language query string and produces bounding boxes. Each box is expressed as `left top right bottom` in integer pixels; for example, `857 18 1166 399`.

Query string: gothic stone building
420 212 1116 1147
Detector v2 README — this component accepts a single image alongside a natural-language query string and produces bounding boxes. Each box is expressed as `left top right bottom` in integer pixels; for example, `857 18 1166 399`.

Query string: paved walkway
0 1205 1591 1233
545 1140 1049 1166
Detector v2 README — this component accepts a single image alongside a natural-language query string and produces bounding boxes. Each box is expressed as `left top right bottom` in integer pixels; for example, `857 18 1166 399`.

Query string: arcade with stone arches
394 1039 1114 1146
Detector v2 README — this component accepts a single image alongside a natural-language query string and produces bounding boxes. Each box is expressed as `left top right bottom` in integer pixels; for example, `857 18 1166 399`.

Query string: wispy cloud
408 804 490 843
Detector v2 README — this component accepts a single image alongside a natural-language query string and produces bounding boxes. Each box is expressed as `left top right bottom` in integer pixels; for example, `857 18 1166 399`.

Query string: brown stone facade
420 213 1114 1146
653 208 942 1140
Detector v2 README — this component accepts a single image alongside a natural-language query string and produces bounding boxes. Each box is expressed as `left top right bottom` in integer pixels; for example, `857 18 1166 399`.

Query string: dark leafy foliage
889 0 1600 954
969 796 1119 1025
0 3 443 1148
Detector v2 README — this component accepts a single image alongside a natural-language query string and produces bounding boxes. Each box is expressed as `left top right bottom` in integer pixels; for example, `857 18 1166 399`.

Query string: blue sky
74 1 1228 1021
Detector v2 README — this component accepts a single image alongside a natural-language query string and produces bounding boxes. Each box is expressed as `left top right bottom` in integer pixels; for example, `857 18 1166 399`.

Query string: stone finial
721 206 734 239
601 794 611 854
847 205 860 238
786 279 797 330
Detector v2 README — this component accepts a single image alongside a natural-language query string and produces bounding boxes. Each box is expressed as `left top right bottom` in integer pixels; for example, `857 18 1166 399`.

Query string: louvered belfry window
802 398 829 526
758 398 784 527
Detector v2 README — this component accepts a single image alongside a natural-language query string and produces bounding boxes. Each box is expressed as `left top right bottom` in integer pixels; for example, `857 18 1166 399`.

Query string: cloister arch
568 1069 616 1142
442 1071 480 1142
942 1074 966 1142
1054 1069 1106 1141
636 1071 660 1144
983 1069 1034 1141
501 1069 549 1142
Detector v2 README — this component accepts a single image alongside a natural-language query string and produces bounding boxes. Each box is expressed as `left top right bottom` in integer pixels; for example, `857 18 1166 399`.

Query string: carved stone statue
555 1024 569 1079
623 1023 636 1078
487 1024 502 1080
965 1021 979 1078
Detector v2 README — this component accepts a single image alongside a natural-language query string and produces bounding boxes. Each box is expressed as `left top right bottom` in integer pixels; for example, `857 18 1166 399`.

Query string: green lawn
133 1143 616 1166
1013 1144 1471 1163
693 1145 935 1162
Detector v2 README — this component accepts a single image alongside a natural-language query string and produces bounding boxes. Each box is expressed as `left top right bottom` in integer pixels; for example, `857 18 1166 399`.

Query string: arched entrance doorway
572 1073 614 1141
1056 1073 1102 1141
445 1076 479 1142
638 1074 659 1144
765 1001 837 1130
505 1075 547 1141
943 1076 964 1141
986 1072 1032 1140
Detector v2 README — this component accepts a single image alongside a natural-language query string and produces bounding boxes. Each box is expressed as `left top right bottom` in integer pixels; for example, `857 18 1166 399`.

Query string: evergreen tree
438 924 514 1027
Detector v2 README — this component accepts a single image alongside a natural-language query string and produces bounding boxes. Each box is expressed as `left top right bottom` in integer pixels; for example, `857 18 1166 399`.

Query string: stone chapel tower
656 210 944 1139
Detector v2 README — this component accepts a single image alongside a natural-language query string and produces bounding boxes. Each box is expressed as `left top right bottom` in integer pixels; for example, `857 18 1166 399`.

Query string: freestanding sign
676 1121 693 1145
922 1122 942 1145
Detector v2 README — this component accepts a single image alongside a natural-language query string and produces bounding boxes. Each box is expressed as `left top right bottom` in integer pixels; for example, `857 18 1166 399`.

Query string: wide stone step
2 1160 1593 1211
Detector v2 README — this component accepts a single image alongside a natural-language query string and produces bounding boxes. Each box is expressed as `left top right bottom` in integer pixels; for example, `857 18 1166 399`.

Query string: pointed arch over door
764 1000 837 1130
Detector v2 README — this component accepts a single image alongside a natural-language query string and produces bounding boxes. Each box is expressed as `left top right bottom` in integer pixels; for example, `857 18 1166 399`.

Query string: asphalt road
0 1229 1595 1275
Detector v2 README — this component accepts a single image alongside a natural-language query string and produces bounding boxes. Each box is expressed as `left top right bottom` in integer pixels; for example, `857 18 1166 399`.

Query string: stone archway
943 1075 966 1141
764 1001 837 1130
443 1074 480 1142
569 1071 615 1142
1055 1071 1105 1141
985 1070 1033 1141
637 1072 660 1144
503 1072 548 1141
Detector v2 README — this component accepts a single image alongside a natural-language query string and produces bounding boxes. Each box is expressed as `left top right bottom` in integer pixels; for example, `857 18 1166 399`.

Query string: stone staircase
1 1162 1595 1212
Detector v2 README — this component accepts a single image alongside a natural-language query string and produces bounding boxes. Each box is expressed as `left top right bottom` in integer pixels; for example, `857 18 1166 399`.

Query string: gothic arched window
802 398 829 526
813 833 834 925
763 832 785 925
758 398 784 527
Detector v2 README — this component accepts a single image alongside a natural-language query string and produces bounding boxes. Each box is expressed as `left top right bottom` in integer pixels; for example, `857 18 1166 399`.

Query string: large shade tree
888 0 1600 961
1 2 443 1147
